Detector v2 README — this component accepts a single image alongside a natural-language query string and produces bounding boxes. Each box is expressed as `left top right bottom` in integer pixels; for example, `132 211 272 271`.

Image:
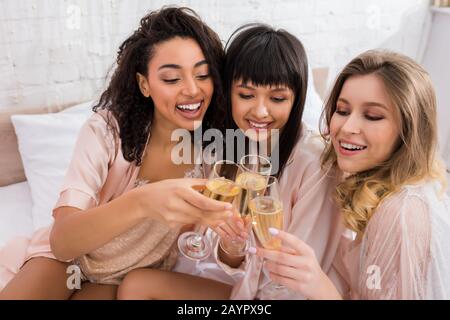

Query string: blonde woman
252 50 450 299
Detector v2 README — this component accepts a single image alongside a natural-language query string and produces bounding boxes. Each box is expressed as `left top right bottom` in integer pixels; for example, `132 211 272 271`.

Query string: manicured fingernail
224 203 233 210
248 247 257 254
240 232 248 238
268 227 279 235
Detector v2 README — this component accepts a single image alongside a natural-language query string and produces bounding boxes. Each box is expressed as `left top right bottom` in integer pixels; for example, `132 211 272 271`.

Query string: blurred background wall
2 0 449 173
0 0 430 109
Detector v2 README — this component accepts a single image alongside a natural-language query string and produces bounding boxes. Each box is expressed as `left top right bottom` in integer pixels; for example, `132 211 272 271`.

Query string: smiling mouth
339 141 367 151
176 101 202 113
248 120 272 130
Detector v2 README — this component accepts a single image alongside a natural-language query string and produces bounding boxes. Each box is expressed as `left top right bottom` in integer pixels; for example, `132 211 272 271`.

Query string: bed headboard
0 104 73 187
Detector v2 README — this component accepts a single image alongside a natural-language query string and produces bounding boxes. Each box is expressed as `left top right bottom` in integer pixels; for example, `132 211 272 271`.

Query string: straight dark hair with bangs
223 23 308 178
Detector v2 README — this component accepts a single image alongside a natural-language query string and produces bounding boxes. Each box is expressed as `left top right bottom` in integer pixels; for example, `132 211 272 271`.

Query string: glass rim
212 159 239 178
250 175 282 209
239 154 272 175
264 175 279 187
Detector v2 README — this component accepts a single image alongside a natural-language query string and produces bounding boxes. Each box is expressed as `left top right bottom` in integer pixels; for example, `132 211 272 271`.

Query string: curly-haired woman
0 6 232 299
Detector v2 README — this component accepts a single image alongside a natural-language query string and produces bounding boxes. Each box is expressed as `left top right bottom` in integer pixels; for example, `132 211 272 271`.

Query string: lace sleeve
357 190 431 299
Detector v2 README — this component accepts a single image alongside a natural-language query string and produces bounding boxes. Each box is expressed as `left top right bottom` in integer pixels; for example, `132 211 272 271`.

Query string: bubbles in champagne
249 197 283 249
204 178 241 203
236 171 267 190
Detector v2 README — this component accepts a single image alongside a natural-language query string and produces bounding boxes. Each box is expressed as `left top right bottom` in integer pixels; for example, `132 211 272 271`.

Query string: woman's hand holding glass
213 207 249 242
135 178 233 228
250 229 342 300
246 175 341 299
214 207 250 266
178 160 241 260
217 155 272 258
246 175 291 298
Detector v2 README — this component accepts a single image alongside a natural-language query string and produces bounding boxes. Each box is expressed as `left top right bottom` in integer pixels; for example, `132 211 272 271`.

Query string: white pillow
61 100 94 114
11 101 93 230
0 182 34 247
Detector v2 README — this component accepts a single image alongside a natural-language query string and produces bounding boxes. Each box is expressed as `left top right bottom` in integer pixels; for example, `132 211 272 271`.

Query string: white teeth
340 142 366 150
249 121 269 128
177 102 201 110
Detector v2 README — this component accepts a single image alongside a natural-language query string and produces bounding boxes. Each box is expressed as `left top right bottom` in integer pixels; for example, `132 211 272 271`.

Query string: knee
116 270 149 300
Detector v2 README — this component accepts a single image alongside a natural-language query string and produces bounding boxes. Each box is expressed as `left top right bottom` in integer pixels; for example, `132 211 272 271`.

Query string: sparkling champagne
249 196 283 249
203 177 241 203
235 171 267 217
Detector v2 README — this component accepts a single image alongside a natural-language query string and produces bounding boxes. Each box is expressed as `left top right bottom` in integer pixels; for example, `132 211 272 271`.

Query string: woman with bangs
254 50 450 299
117 24 344 300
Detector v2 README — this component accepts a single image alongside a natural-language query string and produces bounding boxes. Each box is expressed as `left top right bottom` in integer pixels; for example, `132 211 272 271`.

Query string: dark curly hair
93 6 225 165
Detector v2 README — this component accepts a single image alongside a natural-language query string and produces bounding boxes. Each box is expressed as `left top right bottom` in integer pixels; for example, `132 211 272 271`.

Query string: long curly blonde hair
320 50 447 235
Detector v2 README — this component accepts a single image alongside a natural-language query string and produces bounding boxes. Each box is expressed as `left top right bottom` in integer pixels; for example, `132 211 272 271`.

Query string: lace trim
134 178 149 188
134 165 203 188
184 164 204 178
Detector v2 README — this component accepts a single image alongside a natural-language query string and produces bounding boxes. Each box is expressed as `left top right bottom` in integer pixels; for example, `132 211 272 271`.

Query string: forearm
50 189 146 261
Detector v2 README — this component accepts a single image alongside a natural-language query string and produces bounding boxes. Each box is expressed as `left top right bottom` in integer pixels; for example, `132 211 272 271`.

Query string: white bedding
0 182 34 247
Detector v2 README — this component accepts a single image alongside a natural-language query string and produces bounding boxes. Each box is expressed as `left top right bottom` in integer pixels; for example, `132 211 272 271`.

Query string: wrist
316 272 342 300
128 186 148 220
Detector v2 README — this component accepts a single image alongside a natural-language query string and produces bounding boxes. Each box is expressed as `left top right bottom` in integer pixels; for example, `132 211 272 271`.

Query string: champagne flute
249 176 290 297
178 160 241 260
249 176 283 251
219 155 272 256
240 154 272 177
